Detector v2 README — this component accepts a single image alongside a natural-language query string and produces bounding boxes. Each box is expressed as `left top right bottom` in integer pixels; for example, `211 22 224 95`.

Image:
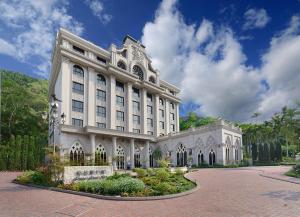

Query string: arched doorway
116 145 125 170
177 143 187 166
198 150 204 166
209 149 216 166
95 144 106 165
134 146 141 168
149 148 154 167
69 142 84 166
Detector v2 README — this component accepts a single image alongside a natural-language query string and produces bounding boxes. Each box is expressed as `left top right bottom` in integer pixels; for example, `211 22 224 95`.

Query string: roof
123 35 146 48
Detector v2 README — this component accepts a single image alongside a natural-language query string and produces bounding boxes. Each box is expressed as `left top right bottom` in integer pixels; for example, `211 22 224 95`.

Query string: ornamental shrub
134 168 147 177
157 159 169 168
153 182 177 195
155 168 170 181
294 164 300 173
16 170 47 185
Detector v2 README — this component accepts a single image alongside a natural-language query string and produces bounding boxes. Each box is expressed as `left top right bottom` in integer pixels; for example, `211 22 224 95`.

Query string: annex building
49 28 243 169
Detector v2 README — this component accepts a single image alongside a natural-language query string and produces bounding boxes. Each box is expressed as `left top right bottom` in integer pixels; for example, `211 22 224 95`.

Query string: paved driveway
0 166 299 217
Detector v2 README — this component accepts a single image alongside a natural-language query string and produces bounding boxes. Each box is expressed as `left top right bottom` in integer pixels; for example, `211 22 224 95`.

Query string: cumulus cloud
85 0 112 24
243 8 271 30
142 0 300 122
0 0 84 77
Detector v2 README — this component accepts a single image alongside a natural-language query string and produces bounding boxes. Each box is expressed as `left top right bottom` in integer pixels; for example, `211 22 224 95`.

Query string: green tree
258 143 264 162
15 135 22 170
22 135 29 170
269 142 275 162
27 136 35 169
252 143 258 161
263 143 270 162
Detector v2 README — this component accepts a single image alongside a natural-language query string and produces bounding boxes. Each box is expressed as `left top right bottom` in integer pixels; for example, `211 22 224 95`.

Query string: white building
49 28 243 169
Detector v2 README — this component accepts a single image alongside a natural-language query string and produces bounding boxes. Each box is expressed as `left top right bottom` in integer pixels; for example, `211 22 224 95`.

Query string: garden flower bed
285 164 300 179
15 167 196 198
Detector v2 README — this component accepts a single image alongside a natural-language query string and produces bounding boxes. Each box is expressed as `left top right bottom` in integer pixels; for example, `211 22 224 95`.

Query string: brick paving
0 166 299 217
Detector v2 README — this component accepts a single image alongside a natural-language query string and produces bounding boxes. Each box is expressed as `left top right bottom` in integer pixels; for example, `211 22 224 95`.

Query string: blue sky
0 0 300 122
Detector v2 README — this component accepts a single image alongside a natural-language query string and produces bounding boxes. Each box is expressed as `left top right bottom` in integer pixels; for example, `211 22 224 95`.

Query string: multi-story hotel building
49 28 243 169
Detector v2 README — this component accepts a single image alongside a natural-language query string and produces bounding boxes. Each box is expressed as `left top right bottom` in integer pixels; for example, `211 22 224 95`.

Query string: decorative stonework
131 45 144 62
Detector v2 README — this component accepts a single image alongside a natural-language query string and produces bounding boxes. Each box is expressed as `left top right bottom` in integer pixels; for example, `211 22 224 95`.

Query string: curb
259 174 300 185
13 173 199 201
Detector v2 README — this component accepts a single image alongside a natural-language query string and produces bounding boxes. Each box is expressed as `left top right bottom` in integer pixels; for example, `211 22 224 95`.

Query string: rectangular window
147 118 153 127
147 105 153 115
132 87 140 98
73 45 85 55
116 95 124 106
133 101 140 112
147 93 152 103
147 131 154 135
97 106 106 117
133 129 140 134
72 118 83 127
97 74 106 86
97 122 106 128
116 81 124 92
72 82 84 95
133 115 140 125
160 109 164 118
97 56 106 64
117 111 125 121
160 121 165 129
116 126 124 131
72 100 83 113
171 124 175 132
97 89 106 101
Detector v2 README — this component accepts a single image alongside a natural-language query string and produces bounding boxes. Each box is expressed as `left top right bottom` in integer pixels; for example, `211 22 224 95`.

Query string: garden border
13 173 199 201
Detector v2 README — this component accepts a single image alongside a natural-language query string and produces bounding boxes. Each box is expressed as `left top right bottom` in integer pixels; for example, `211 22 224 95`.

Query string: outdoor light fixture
61 113 66 124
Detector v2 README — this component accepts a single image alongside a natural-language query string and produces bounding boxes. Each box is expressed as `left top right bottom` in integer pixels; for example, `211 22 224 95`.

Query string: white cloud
0 0 84 78
85 0 112 24
243 8 271 30
142 0 300 122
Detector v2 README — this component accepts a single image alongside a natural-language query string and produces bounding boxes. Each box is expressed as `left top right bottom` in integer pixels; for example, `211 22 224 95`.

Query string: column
176 103 180 132
165 99 170 135
130 139 135 169
109 75 116 129
87 68 96 126
154 94 160 137
141 88 147 134
112 137 117 170
60 57 71 125
126 82 133 132
90 134 96 164
145 141 150 168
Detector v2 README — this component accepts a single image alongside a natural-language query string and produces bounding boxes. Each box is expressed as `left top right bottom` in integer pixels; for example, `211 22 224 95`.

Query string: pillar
109 75 116 129
87 68 96 126
126 82 133 132
165 99 170 135
176 103 180 132
90 134 96 164
154 94 160 137
130 139 135 169
112 136 117 170
60 57 71 125
141 88 147 134
145 141 150 168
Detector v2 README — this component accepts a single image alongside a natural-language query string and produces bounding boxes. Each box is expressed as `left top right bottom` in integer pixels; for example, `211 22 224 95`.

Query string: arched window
121 49 127 58
177 144 187 167
225 136 231 163
198 150 204 166
149 76 156 84
97 74 106 86
70 142 84 166
73 65 84 77
209 149 216 166
95 144 106 165
116 145 125 170
132 65 144 80
117 61 126 70
170 102 175 110
159 98 164 106
149 148 154 167
134 146 141 168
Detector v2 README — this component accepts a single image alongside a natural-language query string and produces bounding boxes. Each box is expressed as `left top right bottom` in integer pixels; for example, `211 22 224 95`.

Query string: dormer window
149 76 156 84
117 61 126 70
170 90 175 96
73 45 84 55
132 65 144 81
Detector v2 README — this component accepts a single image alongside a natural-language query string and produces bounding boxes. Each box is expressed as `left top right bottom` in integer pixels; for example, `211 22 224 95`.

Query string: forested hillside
0 69 48 170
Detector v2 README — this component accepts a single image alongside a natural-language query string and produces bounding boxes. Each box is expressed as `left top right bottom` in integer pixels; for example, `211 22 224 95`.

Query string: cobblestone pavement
0 166 299 217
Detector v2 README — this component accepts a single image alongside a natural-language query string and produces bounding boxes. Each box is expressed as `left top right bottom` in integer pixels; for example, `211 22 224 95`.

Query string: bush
146 168 155 176
134 168 148 177
174 168 184 175
157 159 169 168
16 170 48 185
293 164 300 173
155 168 170 181
153 182 177 195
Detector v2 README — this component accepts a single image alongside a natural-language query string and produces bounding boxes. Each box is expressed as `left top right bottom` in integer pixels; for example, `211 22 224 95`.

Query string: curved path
1 166 300 217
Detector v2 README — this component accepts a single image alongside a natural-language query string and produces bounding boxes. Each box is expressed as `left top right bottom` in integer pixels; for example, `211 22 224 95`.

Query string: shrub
293 164 300 173
174 168 184 175
16 171 48 185
134 168 148 177
146 168 155 176
153 182 177 195
155 168 170 181
157 159 169 168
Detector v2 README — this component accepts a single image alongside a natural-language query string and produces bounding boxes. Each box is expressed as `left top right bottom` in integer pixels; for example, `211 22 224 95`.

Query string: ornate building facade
49 28 243 169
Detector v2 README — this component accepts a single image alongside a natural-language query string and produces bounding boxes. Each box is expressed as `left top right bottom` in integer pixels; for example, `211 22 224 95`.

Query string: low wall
64 166 113 184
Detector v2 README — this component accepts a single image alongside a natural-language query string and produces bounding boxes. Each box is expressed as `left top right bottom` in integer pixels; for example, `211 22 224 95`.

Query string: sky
0 0 300 122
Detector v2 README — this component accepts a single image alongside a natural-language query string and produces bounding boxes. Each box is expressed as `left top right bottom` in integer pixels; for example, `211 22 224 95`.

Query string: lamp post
42 95 65 157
